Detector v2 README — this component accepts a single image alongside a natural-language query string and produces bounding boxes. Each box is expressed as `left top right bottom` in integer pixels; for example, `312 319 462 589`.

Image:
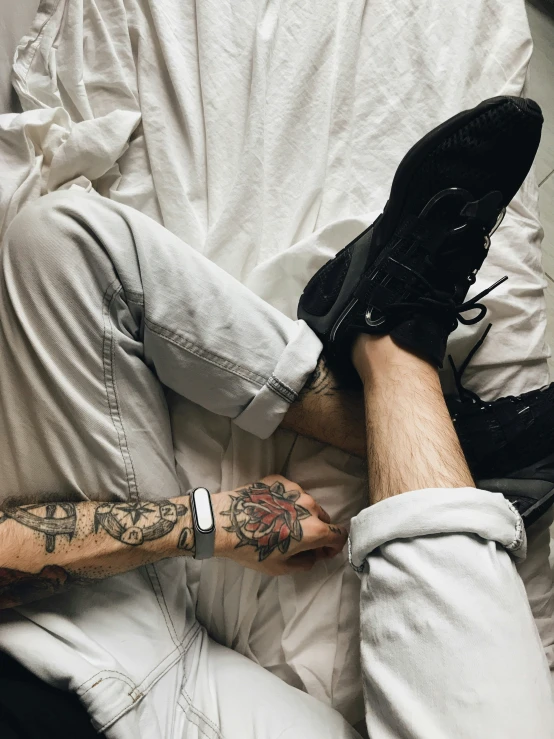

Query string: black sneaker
298 97 543 370
447 358 554 527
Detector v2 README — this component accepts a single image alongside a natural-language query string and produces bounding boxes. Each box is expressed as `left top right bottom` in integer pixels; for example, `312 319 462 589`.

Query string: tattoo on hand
94 500 188 546
221 481 311 561
328 525 344 535
0 502 77 553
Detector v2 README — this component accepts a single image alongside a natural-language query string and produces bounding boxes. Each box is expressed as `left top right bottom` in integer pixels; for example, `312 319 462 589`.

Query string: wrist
211 491 235 559
167 492 234 560
162 496 194 558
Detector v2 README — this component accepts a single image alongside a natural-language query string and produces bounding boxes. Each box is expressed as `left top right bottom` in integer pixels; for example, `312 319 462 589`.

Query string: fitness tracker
190 487 215 560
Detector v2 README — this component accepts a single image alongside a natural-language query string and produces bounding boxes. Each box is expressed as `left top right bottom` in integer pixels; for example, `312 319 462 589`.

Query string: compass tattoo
0 498 189 552
94 500 188 546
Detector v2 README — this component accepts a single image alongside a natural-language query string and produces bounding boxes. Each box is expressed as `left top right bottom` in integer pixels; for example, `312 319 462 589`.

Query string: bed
1 0 553 731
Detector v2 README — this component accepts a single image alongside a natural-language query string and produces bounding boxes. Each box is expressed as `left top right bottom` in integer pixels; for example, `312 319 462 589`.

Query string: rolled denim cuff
349 487 526 573
233 320 322 439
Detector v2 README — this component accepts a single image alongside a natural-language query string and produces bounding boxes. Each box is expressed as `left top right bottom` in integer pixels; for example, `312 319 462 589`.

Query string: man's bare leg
352 334 473 499
347 334 554 738
282 338 474 479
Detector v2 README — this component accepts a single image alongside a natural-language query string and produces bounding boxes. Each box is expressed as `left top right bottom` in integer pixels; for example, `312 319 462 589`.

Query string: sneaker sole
478 451 554 528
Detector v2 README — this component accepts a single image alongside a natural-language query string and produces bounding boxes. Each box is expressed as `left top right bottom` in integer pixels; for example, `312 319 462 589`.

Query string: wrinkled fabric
0 190 357 739
351 488 554 738
0 0 552 726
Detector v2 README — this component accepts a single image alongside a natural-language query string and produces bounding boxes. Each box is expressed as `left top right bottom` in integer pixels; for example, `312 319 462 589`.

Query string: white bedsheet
0 0 39 114
1 0 553 724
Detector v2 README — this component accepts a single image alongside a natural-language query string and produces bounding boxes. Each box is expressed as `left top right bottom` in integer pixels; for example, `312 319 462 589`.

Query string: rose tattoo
221 481 311 561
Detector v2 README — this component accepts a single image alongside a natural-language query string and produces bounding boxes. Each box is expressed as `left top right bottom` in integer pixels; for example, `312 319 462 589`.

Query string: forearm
0 496 196 609
282 356 366 458
0 476 348 608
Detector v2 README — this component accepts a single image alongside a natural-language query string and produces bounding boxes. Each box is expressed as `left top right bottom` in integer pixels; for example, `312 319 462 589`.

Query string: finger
316 522 349 554
317 505 331 524
294 521 348 556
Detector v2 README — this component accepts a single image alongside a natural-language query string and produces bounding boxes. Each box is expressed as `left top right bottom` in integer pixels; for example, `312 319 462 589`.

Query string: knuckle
301 494 317 510
314 522 332 540
261 473 283 485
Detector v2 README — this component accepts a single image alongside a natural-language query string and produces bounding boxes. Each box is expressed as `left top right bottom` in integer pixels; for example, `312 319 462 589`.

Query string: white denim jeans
0 190 553 738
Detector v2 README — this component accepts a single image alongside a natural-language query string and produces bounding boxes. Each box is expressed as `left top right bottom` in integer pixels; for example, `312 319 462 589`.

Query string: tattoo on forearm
0 502 77 553
177 528 195 552
0 496 194 609
94 500 188 546
299 357 341 399
221 481 310 561
0 498 190 553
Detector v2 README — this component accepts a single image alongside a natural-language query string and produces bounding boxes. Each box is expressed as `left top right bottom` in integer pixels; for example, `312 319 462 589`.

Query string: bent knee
4 192 86 255
2 191 106 283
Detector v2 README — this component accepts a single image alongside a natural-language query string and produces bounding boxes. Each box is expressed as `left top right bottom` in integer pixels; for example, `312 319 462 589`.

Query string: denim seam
267 375 298 403
348 536 365 572
79 671 137 697
145 563 181 648
81 624 202 732
131 623 200 697
97 699 144 734
125 291 144 305
102 280 140 501
179 689 224 738
108 287 140 500
503 499 524 551
176 697 223 738
181 689 222 735
144 317 267 387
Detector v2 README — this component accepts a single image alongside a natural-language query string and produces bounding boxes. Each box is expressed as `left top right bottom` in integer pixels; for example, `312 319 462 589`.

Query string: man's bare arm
282 356 366 458
0 496 198 609
0 476 347 609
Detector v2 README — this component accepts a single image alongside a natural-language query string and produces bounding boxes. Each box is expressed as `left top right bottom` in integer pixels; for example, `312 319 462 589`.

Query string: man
0 96 553 737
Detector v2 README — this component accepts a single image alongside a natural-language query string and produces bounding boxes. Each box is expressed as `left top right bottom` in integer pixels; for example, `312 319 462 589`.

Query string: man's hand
211 475 348 576
0 476 347 609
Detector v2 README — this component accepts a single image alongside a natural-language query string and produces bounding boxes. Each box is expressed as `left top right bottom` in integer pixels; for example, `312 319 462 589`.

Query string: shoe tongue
417 190 497 283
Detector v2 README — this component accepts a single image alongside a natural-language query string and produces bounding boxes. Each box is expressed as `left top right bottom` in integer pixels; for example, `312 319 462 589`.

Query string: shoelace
448 323 493 403
385 256 508 331
382 195 508 328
